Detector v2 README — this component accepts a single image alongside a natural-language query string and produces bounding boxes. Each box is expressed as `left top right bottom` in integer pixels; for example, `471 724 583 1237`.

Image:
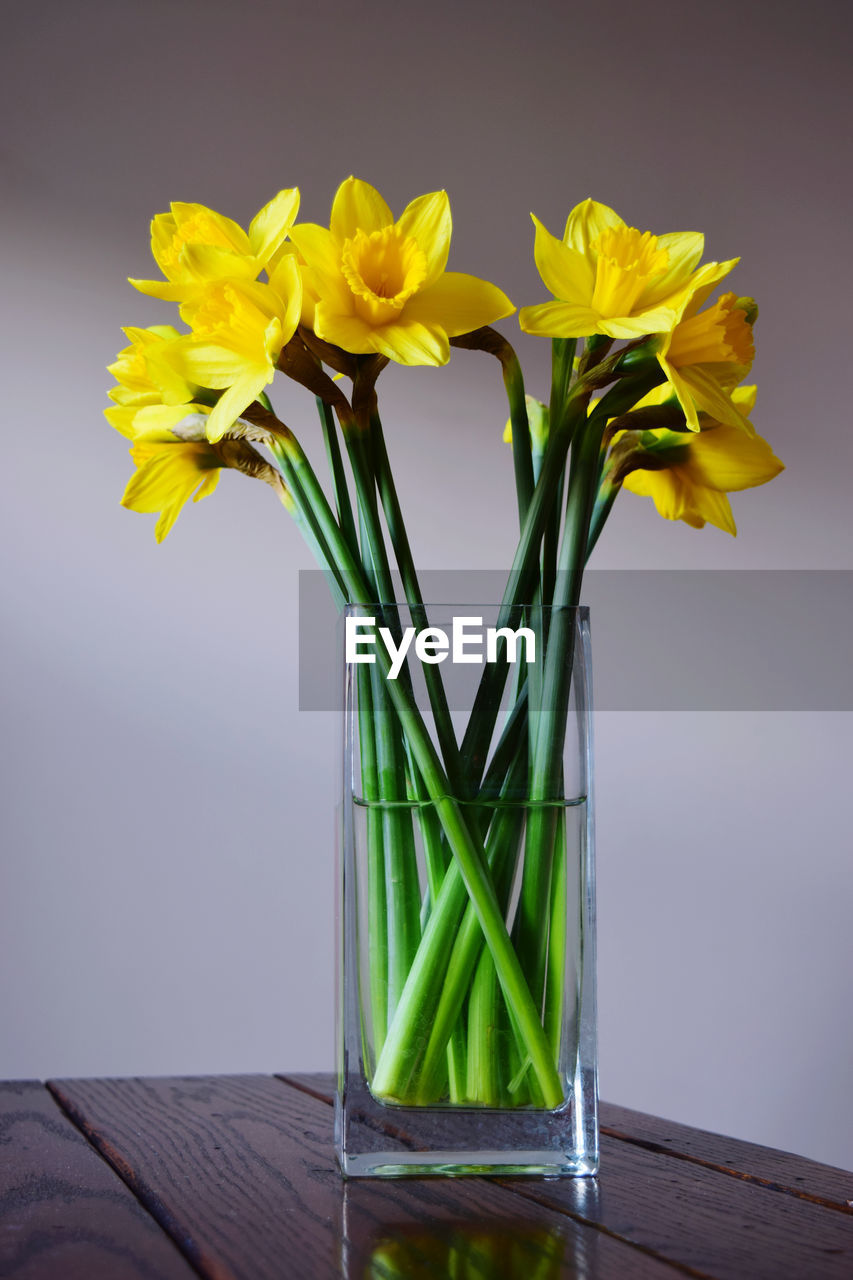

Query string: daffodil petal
131 403 211 441
107 387 154 407
262 315 284 363
404 272 514 336
689 425 783 492
150 213 178 274
268 253 303 344
304 262 354 316
289 222 343 277
628 383 673 412
676 258 740 322
722 361 753 391
248 187 300 265
598 308 678 340
177 342 264 389
122 444 221 542
638 231 705 308
658 357 701 431
371 321 449 366
145 324 183 343
689 486 736 534
330 177 393 243
121 451 179 509
396 191 452 287
563 198 624 254
313 306 374 353
104 406 137 438
621 467 654 498
519 301 600 337
192 470 221 503
180 276 283 327
624 467 687 520
170 202 250 254
129 277 191 301
531 215 594 302
114 327 152 350
205 373 268 442
300 289 317 330
153 506 181 542
181 244 258 283
732 384 757 415
127 403 201 437
681 365 754 433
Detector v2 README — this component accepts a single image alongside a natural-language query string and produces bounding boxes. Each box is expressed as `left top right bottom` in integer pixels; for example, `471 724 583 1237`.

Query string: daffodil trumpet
107 184 783 1117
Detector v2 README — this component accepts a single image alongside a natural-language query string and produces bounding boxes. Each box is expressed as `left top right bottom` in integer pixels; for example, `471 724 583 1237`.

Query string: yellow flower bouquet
107 179 783 1177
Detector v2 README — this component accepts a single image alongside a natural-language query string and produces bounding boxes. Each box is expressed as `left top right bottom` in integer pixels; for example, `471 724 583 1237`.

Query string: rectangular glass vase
336 603 598 1177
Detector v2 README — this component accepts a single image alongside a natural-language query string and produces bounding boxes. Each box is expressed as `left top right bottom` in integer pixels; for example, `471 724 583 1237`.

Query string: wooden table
2 1073 851 1278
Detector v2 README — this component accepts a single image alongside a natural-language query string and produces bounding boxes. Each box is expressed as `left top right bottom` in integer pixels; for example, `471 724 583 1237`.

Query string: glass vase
336 602 598 1177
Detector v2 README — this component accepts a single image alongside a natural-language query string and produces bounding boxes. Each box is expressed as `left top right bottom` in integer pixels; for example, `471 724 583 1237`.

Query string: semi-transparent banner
298 570 853 711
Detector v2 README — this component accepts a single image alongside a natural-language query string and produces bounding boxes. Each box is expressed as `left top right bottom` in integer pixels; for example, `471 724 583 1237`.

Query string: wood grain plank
0 1080 195 1280
600 1103 853 1214
503 1136 853 1280
281 1073 853 1279
49 1075 685 1280
282 1075 853 1214
277 1072 336 1105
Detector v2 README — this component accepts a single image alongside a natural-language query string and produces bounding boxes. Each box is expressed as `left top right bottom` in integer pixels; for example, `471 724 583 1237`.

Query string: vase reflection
339 1181 602 1278
365 1228 564 1279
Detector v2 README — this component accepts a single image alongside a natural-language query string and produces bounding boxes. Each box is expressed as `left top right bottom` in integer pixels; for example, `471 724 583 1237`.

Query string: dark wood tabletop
2 1072 851 1278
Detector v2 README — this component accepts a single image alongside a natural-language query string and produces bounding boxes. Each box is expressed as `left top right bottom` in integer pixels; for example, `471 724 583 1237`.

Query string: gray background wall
2 0 851 1169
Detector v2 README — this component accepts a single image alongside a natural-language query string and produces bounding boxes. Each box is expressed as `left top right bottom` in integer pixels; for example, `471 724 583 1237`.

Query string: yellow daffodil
518 198 731 341
122 437 225 541
121 415 289 542
167 257 302 442
105 326 210 439
107 325 192 404
656 272 757 432
130 188 300 301
618 387 783 534
289 177 514 365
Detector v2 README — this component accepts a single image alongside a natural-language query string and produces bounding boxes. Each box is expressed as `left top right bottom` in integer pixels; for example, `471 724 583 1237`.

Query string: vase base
338 1150 599 1179
335 1070 599 1179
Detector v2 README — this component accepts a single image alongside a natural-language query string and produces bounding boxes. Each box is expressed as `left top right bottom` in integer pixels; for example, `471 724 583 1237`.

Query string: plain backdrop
2 0 852 1170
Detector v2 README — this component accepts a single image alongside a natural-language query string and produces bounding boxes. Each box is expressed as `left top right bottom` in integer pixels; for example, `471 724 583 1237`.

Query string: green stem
352 487 421 1025
316 396 358 556
466 942 502 1105
355 665 388 1057
549 339 575 420
503 351 534 526
543 813 568 1062
459 378 592 786
541 336 575 606
479 681 528 803
271 429 562 1107
586 471 620 560
397 745 461 1097
513 399 604 1013
370 411 465 795
410 754 528 1103
270 447 348 609
369 663 421 1019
